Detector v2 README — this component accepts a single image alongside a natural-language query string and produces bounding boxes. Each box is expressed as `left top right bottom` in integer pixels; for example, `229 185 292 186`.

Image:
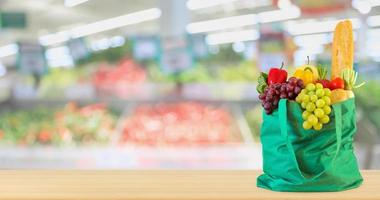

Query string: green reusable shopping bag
257 98 363 192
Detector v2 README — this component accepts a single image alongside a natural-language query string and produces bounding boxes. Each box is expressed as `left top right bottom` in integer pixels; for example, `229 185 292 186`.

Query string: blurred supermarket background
0 0 379 169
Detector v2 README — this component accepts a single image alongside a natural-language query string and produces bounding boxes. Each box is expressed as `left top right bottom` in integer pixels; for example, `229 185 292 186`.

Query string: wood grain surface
0 170 378 200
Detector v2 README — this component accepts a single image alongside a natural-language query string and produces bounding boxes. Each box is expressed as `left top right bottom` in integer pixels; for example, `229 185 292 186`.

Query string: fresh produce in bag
257 20 363 192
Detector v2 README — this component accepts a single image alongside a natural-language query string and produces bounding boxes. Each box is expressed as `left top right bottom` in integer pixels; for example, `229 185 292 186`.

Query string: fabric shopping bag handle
279 99 342 180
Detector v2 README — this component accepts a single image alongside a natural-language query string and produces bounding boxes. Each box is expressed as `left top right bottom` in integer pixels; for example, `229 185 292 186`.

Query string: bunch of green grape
295 83 332 131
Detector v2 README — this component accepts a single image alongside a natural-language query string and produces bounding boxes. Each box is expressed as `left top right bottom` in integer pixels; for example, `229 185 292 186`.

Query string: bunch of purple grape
259 77 304 114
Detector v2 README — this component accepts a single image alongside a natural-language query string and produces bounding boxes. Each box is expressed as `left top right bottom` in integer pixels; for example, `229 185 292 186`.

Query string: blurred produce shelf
182 82 258 101
0 100 261 169
11 82 259 102
0 144 262 169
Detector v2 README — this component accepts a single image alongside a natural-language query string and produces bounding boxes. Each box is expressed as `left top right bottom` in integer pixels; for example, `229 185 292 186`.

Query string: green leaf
256 72 268 94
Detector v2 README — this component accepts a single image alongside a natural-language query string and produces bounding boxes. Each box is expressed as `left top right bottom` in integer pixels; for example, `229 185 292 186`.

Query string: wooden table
0 170 378 200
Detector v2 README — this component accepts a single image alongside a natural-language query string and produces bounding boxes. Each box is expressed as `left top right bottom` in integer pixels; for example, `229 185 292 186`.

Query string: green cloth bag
257 98 363 192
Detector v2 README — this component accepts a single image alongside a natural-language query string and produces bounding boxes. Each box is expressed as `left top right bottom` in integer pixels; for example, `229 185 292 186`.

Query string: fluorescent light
65 0 89 7
258 5 301 23
366 29 380 49
90 36 125 51
70 8 161 38
48 58 74 68
232 41 245 53
369 0 380 6
45 46 71 60
206 29 259 45
186 0 239 10
45 46 74 68
352 0 372 14
186 2 298 34
277 0 292 9
368 15 380 27
285 18 361 35
109 36 125 48
39 8 161 46
0 44 18 58
293 33 331 47
39 31 70 46
90 38 110 51
186 14 257 34
367 28 380 38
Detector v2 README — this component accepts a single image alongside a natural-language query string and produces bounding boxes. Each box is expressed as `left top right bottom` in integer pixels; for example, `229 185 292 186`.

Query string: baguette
331 20 354 79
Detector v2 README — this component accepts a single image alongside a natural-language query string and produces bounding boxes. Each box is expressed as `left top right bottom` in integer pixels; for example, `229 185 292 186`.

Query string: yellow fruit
322 96 331 105
310 95 318 102
321 115 330 124
295 65 319 80
302 111 311 120
302 95 310 103
315 83 323 89
316 88 325 97
303 121 312 130
324 88 331 97
306 102 316 112
331 89 354 104
323 106 332 115
313 123 323 131
307 115 318 126
316 99 325 108
296 96 301 103
306 83 316 91
314 108 324 118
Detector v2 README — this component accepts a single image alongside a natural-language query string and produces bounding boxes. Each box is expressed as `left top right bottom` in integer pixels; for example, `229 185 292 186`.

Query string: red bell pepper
330 77 345 90
268 62 288 85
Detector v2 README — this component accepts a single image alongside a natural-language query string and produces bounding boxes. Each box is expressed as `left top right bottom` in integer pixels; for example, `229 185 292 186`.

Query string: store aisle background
0 0 379 169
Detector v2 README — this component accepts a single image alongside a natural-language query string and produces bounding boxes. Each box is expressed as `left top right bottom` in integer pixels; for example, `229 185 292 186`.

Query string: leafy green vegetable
317 64 328 80
342 69 365 90
256 72 268 94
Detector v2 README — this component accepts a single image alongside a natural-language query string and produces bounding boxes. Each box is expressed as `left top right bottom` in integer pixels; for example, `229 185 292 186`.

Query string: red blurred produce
92 58 147 98
120 102 240 146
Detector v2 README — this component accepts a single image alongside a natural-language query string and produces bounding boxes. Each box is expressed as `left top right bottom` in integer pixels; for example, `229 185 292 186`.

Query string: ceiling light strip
71 8 161 38
186 14 257 34
64 0 89 7
186 0 239 10
206 29 259 45
0 44 18 58
285 18 361 35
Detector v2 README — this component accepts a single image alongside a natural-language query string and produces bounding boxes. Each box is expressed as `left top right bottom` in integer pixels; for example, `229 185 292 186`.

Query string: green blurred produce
0 108 58 146
147 63 176 83
177 64 213 83
198 45 244 66
148 63 213 83
217 60 258 82
0 103 118 146
78 41 133 65
39 67 91 98
356 80 380 135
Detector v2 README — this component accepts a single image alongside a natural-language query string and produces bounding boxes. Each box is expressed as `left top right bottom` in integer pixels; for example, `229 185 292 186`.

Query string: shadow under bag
257 98 362 192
